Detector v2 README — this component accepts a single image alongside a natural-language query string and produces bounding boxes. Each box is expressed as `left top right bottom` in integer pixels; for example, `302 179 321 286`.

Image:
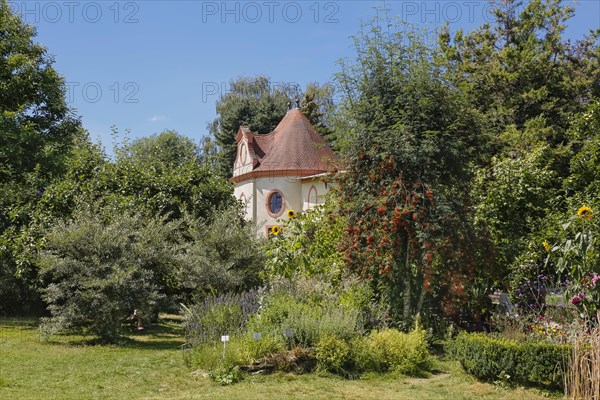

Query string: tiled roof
234 108 337 180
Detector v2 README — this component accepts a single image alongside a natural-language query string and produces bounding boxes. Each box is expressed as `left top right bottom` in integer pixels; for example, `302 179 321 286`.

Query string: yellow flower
577 206 593 220
542 241 551 252
270 225 281 236
286 209 296 218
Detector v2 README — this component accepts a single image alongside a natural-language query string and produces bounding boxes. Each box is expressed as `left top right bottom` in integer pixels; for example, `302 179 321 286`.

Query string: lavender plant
182 289 261 345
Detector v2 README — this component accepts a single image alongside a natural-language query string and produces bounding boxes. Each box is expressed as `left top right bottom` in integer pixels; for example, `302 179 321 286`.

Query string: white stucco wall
235 175 337 237
233 180 254 221
301 180 330 211
254 177 302 234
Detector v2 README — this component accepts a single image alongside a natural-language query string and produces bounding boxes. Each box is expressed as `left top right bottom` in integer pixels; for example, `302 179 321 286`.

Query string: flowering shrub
246 290 361 348
337 159 493 330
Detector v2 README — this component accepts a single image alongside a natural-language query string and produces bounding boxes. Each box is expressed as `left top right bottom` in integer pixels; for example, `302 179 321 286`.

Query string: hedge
447 332 570 389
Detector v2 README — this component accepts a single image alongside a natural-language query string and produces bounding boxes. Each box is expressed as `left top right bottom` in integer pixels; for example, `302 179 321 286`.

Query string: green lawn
0 317 559 400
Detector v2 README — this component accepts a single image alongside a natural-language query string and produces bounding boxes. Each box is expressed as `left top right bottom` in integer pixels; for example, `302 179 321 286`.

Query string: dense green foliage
315 327 432 377
0 1 81 187
352 327 432 376
439 0 600 137
264 197 345 279
4 129 261 323
246 292 361 348
324 0 600 334
185 276 377 349
0 3 265 335
184 277 431 379
3 6 600 395
441 0 600 280
334 18 492 329
0 0 82 314
38 211 174 341
38 203 264 342
448 332 570 389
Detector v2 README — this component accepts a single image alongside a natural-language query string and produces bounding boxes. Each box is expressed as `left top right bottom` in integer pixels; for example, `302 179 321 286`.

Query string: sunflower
577 206 593 220
542 241 551 252
270 225 281 236
286 209 296 218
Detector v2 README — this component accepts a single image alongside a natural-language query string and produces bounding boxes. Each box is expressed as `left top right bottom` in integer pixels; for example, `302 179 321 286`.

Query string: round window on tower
266 190 285 218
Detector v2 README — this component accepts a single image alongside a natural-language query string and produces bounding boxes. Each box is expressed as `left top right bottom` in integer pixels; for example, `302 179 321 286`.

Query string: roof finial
287 101 292 110
295 98 300 109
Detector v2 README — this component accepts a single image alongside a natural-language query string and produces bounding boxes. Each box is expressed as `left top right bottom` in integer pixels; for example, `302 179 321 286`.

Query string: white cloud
148 115 167 122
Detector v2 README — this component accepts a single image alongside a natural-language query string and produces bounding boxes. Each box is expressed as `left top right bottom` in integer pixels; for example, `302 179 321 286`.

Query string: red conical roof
232 108 337 182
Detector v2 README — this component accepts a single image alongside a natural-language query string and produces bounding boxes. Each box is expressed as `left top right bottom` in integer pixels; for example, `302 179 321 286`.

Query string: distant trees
119 129 199 167
300 82 336 147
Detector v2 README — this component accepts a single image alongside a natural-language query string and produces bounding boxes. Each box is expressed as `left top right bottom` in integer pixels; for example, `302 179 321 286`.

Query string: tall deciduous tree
0 0 81 314
37 129 236 226
118 129 199 167
0 0 81 189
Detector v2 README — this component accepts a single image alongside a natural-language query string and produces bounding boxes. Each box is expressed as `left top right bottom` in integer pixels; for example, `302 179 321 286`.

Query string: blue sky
8 0 600 152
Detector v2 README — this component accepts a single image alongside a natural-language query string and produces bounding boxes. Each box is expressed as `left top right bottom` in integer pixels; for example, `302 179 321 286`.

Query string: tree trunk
402 239 412 324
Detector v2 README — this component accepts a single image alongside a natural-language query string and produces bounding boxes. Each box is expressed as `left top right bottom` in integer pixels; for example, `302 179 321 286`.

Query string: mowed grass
0 317 559 400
